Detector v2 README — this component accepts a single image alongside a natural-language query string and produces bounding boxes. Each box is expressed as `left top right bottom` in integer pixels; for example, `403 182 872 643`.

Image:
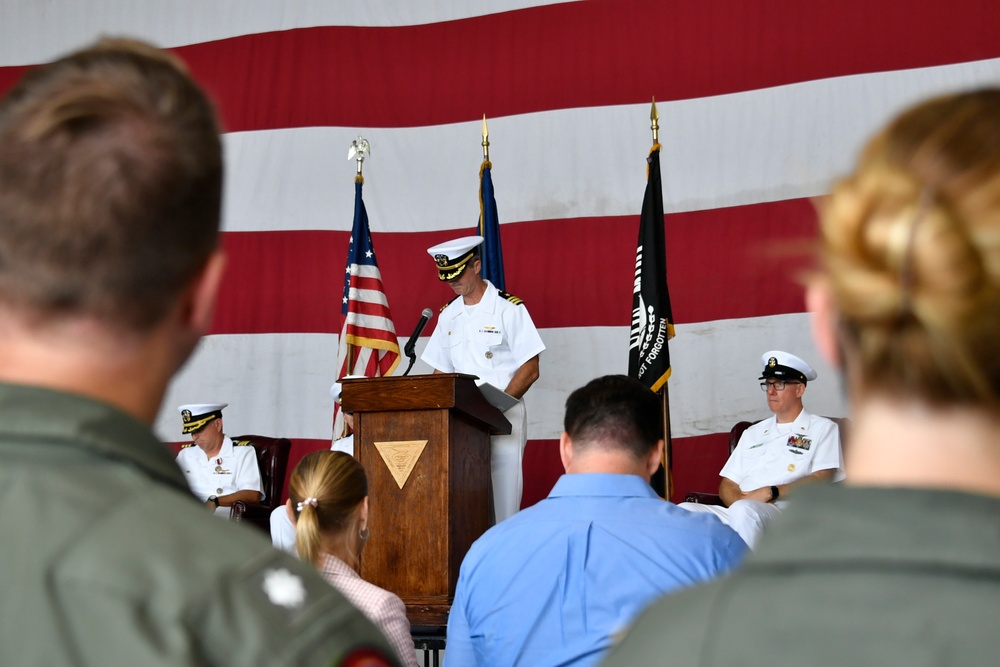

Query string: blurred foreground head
815 88 1000 411
0 37 222 332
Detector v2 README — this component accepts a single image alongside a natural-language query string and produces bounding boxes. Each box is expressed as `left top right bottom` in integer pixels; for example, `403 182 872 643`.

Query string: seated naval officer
679 350 843 548
176 402 263 517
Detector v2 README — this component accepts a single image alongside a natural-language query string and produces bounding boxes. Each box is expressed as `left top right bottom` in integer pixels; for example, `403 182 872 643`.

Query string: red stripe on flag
4 1 999 130
212 198 818 335
349 277 393 299
3 1 995 130
160 0 1000 131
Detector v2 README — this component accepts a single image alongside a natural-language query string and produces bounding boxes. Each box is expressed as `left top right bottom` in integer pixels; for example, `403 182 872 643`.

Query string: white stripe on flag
0 0 581 65
155 314 846 442
219 57 1000 234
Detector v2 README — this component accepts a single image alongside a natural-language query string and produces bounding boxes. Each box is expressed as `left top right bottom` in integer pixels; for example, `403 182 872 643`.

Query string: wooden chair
229 434 291 534
682 417 848 505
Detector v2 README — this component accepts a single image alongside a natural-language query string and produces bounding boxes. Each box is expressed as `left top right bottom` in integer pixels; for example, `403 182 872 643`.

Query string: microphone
404 308 433 358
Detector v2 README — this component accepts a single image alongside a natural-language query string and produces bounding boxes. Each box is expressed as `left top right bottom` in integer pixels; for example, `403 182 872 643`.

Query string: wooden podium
340 373 511 626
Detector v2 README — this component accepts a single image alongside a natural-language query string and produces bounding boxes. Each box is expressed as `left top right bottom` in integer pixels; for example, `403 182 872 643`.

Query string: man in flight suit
0 37 399 666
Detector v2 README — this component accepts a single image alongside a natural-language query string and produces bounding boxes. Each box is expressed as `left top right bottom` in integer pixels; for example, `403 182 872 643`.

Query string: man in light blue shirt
444 375 747 667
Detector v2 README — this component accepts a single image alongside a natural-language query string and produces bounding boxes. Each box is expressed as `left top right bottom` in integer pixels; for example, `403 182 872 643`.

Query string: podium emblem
374 440 428 488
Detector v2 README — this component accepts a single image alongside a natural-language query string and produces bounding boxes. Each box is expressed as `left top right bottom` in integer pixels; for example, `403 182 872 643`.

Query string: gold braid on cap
435 248 477 281
181 412 220 434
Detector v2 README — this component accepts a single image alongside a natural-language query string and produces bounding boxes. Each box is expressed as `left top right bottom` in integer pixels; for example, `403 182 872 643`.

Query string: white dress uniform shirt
721 409 843 489
176 436 264 517
681 410 843 548
421 280 545 522
421 280 544 389
331 433 355 456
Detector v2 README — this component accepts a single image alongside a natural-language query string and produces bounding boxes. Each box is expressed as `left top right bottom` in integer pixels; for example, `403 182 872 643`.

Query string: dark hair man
444 375 746 667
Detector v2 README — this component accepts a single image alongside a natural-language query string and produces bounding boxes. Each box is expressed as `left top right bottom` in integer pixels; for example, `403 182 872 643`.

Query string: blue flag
477 160 506 291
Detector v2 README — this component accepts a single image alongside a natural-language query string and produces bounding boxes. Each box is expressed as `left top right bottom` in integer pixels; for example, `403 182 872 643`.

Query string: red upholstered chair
682 417 849 506
229 434 291 534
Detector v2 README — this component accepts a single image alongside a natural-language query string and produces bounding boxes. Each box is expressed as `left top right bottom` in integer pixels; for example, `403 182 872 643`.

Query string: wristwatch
769 485 780 502
208 495 220 508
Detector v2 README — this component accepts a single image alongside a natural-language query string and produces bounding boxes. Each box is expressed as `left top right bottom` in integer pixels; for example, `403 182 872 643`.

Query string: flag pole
651 97 659 144
482 114 490 161
350 135 369 183
346 137 370 375
478 116 506 290
651 98 673 500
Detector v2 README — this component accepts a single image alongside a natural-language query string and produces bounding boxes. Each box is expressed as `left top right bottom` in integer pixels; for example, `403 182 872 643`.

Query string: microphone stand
401 308 432 376
402 352 417 376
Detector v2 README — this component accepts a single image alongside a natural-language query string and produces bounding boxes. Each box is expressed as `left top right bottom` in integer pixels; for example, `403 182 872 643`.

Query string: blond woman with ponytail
602 89 1000 666
288 451 418 666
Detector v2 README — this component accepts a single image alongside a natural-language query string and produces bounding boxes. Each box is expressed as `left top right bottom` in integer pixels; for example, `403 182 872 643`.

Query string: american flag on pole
334 175 400 438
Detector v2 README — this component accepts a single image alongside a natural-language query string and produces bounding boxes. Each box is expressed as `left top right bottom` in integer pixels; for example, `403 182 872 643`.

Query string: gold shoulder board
498 290 524 306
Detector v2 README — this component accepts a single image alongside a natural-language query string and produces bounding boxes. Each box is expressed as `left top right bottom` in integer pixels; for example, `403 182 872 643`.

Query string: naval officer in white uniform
175 403 263 517
680 351 843 548
420 235 545 523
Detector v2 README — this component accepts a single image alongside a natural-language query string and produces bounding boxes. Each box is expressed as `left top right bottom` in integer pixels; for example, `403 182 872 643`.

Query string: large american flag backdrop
3 0 999 503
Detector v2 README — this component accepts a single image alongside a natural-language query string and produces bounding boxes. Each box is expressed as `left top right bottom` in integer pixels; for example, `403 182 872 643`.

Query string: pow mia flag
628 143 674 392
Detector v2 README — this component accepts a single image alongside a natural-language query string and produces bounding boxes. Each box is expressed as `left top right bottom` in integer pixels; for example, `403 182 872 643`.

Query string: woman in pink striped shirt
288 451 418 667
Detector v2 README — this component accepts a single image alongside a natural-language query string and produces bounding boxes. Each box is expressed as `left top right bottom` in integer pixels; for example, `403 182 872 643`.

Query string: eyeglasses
760 380 801 392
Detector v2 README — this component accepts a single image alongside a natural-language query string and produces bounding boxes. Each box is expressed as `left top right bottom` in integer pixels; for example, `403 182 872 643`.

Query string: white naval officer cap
178 402 228 434
759 350 817 384
426 235 484 281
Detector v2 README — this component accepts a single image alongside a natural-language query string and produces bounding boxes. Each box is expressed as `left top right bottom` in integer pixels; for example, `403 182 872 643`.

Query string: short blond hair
819 88 1000 409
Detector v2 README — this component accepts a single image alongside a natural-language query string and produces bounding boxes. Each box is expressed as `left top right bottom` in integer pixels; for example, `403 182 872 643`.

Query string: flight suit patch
247 565 313 624
261 568 307 609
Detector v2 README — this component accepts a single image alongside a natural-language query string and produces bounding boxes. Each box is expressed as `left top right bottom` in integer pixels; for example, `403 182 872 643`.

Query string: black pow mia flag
628 145 674 392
